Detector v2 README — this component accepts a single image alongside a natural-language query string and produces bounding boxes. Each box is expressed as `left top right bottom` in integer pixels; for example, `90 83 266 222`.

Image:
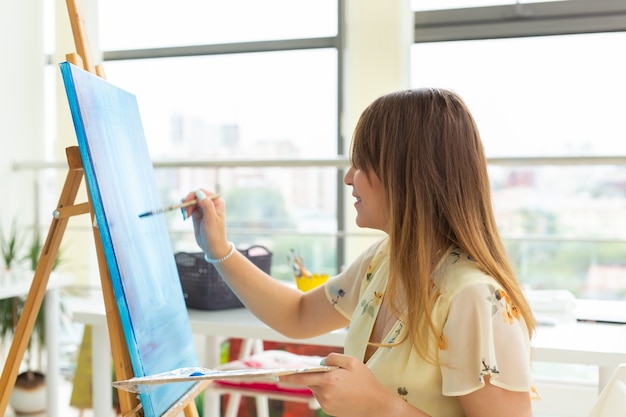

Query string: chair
588 364 626 417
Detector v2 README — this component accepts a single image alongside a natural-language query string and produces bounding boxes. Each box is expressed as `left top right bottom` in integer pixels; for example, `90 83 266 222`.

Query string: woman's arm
458 377 532 417
213 250 347 338
186 189 348 338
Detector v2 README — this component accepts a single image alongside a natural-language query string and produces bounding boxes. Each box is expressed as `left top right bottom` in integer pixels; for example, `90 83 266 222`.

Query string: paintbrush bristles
138 194 220 218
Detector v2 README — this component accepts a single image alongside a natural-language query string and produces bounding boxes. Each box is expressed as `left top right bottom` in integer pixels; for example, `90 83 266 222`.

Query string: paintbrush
138 194 220 218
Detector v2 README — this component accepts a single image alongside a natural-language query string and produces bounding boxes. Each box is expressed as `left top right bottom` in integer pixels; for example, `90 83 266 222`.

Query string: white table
72 306 347 417
1 272 72 417
531 320 626 386
73 306 626 417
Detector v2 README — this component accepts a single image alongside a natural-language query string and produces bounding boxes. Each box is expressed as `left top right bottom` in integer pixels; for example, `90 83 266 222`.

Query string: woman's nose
344 166 354 185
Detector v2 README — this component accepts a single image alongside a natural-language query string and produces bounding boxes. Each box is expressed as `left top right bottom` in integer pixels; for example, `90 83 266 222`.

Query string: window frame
413 0 626 42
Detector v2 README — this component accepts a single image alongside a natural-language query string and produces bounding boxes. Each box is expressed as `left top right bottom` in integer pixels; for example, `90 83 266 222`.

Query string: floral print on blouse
324 238 539 417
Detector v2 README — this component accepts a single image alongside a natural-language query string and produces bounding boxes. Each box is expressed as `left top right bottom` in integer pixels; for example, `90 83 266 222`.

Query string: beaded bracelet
204 242 236 264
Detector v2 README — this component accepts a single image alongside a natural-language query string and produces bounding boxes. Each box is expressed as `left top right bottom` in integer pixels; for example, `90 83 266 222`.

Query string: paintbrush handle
139 194 220 217
165 199 198 212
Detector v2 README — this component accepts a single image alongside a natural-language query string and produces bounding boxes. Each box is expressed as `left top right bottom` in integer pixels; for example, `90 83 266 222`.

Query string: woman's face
344 165 389 233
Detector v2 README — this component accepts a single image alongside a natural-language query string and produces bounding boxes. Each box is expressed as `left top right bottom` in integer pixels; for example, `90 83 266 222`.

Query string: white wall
0 0 103 286
342 0 413 263
0 1 45 234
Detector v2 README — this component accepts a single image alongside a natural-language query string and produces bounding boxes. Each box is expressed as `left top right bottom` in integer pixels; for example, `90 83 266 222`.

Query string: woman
185 88 538 416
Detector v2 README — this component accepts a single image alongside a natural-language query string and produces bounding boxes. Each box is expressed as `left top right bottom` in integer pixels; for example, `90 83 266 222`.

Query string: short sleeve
323 238 387 319
439 283 537 398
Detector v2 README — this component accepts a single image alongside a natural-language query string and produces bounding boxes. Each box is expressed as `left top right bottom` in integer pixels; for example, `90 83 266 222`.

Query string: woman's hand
182 189 230 259
279 353 421 417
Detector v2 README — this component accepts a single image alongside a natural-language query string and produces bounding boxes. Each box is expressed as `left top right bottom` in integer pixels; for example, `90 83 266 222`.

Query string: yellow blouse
324 238 538 417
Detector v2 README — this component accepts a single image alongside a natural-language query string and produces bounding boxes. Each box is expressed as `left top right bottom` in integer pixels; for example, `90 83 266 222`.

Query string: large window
411 2 626 301
97 1 342 280
46 0 626 293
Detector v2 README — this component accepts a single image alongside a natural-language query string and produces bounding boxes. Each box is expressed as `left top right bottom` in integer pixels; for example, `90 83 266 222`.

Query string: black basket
175 246 272 310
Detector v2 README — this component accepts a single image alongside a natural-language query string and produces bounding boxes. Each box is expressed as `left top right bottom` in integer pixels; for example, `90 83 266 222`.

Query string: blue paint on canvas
60 62 199 416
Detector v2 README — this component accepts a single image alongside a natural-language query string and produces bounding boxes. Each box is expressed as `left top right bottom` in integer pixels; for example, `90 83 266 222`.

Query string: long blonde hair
350 88 535 360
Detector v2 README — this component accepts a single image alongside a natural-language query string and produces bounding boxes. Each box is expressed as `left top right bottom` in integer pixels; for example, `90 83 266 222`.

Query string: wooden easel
0 1 207 416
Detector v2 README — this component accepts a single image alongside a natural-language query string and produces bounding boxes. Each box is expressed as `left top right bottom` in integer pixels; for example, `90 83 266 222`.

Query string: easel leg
0 147 85 416
90 223 139 414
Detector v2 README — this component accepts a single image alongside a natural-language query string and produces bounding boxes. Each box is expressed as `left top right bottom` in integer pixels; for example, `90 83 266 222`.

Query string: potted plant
0 220 24 278
0 225 50 414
